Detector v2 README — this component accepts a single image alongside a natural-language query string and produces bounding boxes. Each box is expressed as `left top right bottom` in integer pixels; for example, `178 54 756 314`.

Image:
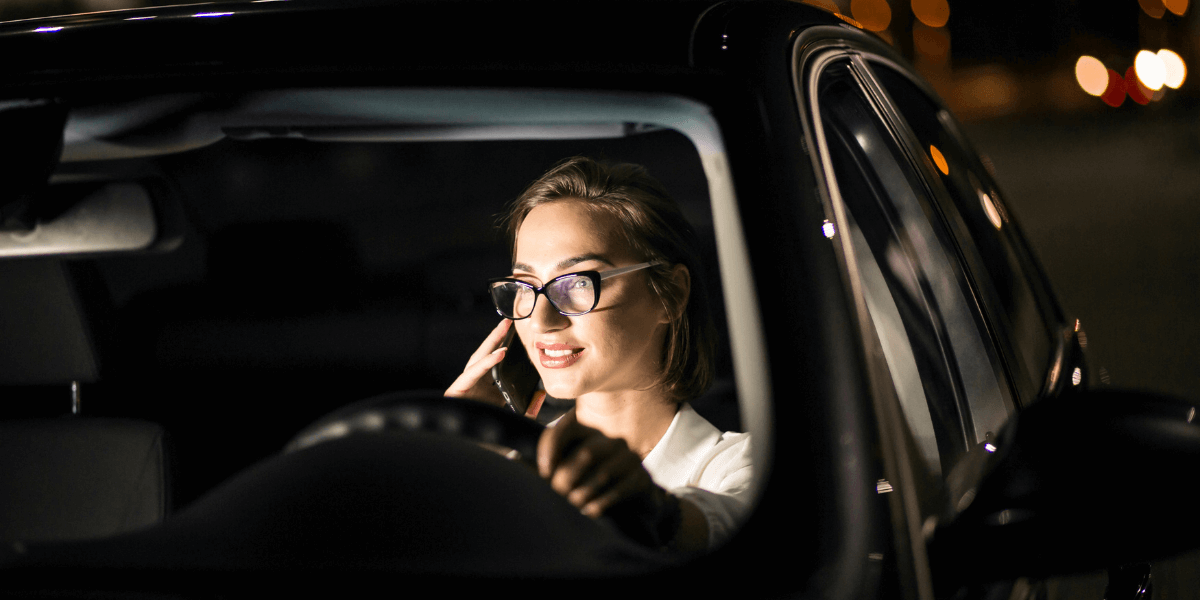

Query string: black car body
0 1 1196 598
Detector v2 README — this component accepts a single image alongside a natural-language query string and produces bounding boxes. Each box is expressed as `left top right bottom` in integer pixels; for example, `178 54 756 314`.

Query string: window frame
800 41 1019 446
794 31 939 600
792 27 1057 600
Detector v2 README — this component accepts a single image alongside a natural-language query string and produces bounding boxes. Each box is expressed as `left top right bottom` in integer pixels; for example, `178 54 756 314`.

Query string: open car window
3 89 770 535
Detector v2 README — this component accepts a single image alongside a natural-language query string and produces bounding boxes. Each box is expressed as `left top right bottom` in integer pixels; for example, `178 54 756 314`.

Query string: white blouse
641 403 754 548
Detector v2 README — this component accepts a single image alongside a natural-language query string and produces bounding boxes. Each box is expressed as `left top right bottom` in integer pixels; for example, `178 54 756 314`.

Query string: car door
794 27 1070 600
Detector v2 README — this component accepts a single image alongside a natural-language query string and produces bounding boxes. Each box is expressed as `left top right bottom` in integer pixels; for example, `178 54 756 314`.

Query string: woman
445 157 752 552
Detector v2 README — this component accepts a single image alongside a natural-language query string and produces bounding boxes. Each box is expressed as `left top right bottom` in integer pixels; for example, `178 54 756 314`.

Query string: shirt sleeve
668 433 754 548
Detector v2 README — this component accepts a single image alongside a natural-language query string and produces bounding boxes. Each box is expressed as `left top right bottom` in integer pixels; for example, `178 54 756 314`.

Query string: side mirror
928 389 1200 587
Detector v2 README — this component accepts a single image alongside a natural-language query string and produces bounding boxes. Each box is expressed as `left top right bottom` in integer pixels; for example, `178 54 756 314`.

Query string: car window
813 58 1013 478
866 61 1058 406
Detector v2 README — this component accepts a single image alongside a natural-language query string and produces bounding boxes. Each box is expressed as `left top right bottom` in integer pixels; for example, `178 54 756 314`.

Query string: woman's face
512 200 669 401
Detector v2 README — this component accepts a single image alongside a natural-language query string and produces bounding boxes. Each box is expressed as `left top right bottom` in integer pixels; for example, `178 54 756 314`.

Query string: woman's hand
537 409 656 518
537 409 711 550
443 319 511 407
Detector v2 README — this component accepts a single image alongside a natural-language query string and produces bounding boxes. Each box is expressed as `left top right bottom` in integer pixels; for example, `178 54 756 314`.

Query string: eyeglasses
488 261 662 320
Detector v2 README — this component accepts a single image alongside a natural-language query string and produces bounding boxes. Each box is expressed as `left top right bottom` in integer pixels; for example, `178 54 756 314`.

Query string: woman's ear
658 264 690 324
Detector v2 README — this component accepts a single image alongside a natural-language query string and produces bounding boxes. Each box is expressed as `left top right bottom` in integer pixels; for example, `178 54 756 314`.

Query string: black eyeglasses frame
486 260 661 320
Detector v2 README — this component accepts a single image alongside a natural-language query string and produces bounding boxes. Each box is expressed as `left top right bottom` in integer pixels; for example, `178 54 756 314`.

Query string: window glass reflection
817 61 1011 477
869 62 1055 406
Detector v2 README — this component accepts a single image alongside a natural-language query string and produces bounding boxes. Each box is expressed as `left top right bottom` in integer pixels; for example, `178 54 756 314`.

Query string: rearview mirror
928 389 1200 587
0 182 160 258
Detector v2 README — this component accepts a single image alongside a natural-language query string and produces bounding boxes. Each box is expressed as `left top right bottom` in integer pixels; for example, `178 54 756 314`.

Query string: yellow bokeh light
1164 0 1188 15
1135 50 1167 90
1158 49 1187 88
930 145 949 175
912 0 949 28
851 0 892 32
1075 56 1109 96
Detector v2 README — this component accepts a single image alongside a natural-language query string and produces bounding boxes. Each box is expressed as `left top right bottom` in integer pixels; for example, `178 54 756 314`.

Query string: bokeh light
913 24 950 64
1139 0 1167 18
850 0 891 32
1126 65 1151 104
1101 69 1126 107
979 191 1003 230
950 66 1019 117
1164 0 1188 15
930 145 949 175
802 0 841 14
1075 56 1108 96
912 0 949 28
1135 50 1167 90
1158 49 1187 88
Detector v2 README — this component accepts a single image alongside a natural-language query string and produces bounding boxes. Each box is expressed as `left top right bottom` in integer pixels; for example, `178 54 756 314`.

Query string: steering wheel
284 390 545 465
284 389 672 549
1 390 672 581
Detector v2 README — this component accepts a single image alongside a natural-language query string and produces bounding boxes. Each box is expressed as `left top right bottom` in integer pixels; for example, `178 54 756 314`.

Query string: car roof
0 0 709 84
0 0 849 91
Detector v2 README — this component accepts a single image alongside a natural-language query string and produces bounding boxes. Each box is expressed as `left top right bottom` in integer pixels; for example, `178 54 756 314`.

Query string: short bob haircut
501 156 716 403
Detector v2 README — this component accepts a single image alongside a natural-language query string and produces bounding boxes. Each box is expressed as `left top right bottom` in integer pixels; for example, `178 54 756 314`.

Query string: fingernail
491 347 507 354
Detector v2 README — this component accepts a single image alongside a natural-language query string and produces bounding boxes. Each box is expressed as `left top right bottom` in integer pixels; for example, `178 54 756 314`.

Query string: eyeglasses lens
547 275 595 314
490 275 596 319
491 282 529 319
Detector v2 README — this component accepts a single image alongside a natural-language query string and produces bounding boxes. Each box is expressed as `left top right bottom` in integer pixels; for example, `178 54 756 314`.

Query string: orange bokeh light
1164 0 1188 15
930 145 949 175
913 24 950 64
1075 56 1108 96
851 0 892 32
1139 0 1168 17
912 0 949 28
801 0 842 14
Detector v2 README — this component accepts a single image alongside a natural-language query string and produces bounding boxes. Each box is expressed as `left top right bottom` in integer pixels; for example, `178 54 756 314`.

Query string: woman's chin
540 376 583 401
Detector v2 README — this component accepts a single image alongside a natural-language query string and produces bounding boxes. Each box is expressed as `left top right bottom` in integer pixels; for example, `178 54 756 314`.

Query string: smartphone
491 327 541 415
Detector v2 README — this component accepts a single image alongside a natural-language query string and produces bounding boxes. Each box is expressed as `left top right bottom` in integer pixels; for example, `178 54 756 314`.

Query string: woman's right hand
443 319 512 407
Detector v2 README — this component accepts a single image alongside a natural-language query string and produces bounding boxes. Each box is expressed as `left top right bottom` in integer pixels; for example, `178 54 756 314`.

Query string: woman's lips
536 342 584 369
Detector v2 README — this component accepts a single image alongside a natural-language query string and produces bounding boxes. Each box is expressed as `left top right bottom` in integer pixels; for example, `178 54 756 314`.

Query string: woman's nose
529 294 569 333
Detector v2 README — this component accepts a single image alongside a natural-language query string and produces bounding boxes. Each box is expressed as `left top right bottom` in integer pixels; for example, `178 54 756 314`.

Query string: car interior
0 90 755 558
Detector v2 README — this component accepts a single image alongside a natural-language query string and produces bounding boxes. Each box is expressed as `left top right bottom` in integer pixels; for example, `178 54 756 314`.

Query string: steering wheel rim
285 390 545 465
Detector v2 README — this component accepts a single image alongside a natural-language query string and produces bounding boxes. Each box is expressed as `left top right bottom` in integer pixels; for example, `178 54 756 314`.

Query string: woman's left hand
536 409 696 549
537 408 657 518
536 409 709 551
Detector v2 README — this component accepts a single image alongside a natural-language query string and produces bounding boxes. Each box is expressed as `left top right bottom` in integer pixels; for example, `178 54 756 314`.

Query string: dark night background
2 0 1197 593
